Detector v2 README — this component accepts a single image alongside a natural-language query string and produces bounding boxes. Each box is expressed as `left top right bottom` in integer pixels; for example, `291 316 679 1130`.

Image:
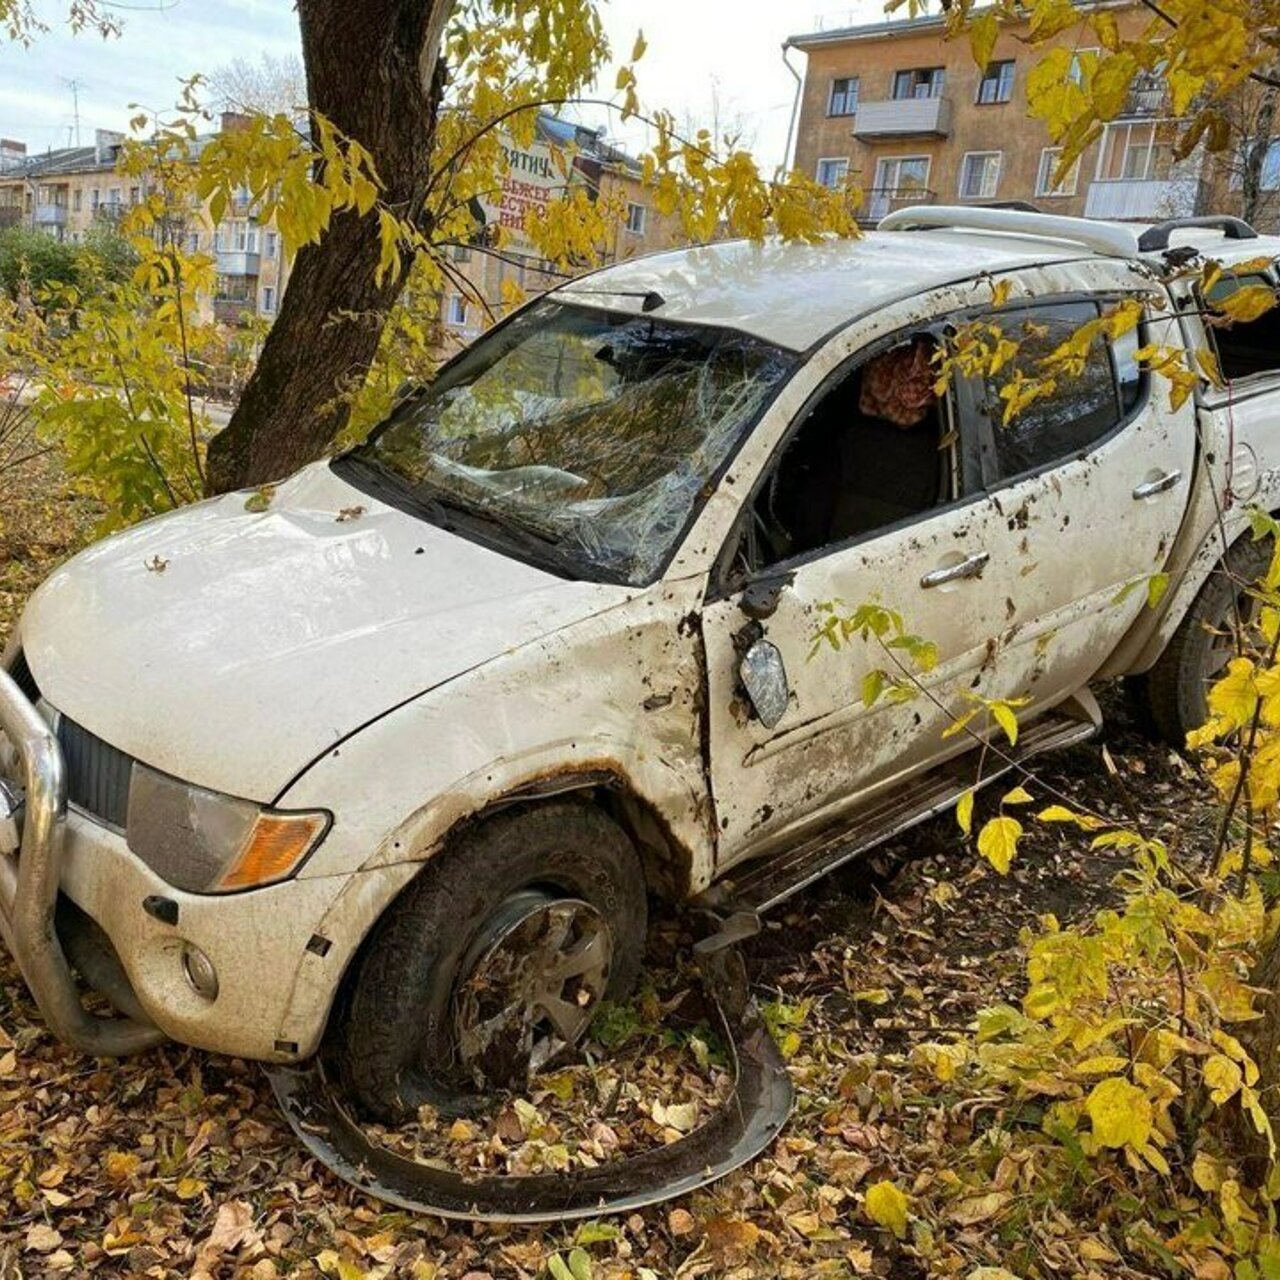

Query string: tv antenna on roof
60 77 84 146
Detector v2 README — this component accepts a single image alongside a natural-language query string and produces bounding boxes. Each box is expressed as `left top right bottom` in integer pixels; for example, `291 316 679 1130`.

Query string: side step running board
697 702 1099 942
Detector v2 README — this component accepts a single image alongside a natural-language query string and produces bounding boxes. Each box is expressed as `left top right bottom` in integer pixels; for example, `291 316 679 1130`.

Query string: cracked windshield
349 301 795 584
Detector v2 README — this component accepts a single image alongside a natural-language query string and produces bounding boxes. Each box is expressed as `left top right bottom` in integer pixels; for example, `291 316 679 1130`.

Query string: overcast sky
0 0 889 171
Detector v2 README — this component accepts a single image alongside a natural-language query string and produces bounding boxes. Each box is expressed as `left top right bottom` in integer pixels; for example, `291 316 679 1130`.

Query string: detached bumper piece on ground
265 944 794 1223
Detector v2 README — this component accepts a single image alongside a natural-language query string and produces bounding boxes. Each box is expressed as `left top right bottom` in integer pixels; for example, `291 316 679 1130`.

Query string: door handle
1133 470 1182 500
921 552 990 589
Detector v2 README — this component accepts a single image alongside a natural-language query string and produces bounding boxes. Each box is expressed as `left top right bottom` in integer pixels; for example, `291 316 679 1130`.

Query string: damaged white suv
3 207 1280 1126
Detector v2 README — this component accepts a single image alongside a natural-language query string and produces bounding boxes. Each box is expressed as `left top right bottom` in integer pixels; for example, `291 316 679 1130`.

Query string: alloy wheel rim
451 890 613 1090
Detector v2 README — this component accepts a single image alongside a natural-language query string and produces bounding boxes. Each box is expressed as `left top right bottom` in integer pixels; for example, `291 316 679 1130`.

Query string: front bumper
0 668 365 1061
0 667 163 1055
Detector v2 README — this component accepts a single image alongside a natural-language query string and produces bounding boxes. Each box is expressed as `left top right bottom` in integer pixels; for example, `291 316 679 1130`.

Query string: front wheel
333 800 648 1123
1131 535 1273 747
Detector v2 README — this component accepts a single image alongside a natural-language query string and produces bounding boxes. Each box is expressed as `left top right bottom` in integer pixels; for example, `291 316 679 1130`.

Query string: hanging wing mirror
740 639 790 730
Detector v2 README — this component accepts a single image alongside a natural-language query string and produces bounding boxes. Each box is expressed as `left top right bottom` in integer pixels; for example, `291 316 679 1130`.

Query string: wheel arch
276 768 697 1058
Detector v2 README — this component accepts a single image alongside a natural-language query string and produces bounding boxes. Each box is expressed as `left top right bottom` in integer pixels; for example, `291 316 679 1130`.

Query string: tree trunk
1241 82 1278 227
204 0 450 494
1224 927 1280 1185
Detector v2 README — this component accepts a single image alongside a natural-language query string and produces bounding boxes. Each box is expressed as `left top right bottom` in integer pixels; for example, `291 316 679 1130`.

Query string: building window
129 185 140 205
1035 147 1081 197
187 232 200 253
959 151 1002 199
1263 140 1280 191
976 60 1015 105
625 202 646 234
446 294 468 327
816 157 850 189
90 188 99 209
108 186 121 206
72 189 82 212
828 76 860 116
892 67 945 100
449 242 472 262
261 285 276 313
264 231 278 259
1068 48 1099 86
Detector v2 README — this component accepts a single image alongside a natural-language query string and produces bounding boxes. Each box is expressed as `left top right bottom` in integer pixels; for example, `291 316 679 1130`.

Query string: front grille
6 648 40 705
57 716 134 830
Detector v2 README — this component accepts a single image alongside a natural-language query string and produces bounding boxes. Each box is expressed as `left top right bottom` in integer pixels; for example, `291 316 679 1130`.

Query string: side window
978 301 1139 483
1204 270 1280 383
739 332 966 574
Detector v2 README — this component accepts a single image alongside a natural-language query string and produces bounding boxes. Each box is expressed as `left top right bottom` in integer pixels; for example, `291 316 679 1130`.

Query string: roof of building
555 214 1280 351
787 0 1133 49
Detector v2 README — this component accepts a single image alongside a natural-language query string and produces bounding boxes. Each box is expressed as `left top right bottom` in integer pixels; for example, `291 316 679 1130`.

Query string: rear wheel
1132 535 1273 747
333 800 647 1123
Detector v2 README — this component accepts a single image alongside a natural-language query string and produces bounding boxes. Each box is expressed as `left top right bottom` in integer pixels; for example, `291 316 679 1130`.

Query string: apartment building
431 114 678 353
0 118 292 325
0 113 672 348
789 3 1217 226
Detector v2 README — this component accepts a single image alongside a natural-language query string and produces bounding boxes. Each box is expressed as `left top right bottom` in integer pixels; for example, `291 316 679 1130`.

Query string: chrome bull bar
0 667 163 1056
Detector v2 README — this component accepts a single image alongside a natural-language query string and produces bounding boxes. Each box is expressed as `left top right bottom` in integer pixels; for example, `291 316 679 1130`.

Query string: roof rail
1137 215 1259 253
878 205 1140 259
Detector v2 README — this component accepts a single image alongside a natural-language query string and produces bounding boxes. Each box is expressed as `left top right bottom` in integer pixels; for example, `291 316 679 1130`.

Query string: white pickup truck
2 207 1277 1127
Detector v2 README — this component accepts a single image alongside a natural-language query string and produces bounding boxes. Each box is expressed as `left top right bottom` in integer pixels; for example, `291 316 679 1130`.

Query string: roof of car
554 230 1095 351
554 213 1280 352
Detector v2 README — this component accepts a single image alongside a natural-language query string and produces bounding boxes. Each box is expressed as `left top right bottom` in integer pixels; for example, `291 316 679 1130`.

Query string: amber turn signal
216 812 329 891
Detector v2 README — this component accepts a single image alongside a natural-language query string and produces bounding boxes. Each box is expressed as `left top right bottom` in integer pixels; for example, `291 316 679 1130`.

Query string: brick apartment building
787 1 1269 227
0 113 673 348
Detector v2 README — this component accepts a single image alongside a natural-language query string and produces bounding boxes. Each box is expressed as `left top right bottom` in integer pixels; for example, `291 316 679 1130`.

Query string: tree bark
204 0 450 494
1241 81 1278 226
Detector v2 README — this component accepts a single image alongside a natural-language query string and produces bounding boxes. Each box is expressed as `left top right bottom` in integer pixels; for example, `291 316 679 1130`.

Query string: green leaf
862 669 887 708
568 1247 594 1280
573 1222 620 1247
1147 573 1170 609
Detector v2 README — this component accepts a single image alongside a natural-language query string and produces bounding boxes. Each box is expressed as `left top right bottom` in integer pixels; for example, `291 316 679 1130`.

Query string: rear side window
979 301 1141 482
1205 270 1280 383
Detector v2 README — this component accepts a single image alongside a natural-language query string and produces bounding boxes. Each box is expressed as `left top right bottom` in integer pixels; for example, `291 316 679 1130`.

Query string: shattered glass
352 301 796 585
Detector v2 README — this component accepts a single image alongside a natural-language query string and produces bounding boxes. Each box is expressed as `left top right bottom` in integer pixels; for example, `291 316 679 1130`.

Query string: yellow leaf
957 789 975 836
631 29 647 61
992 703 1019 746
853 988 891 1005
969 11 1000 73
1207 657 1258 732
1085 1077 1152 1149
977 816 1022 874
1036 804 1105 831
1204 1053 1244 1105
1216 283 1277 324
863 1180 909 1238
1002 785 1034 806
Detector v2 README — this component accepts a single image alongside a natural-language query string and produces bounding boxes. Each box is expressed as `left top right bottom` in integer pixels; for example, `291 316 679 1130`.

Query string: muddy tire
1131 535 1273 748
333 800 647 1124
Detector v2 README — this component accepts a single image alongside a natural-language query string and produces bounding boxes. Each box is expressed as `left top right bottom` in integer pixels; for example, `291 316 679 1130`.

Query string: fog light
182 944 219 1001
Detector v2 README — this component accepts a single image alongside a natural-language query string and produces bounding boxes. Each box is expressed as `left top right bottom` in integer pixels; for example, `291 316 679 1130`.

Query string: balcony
216 250 261 277
1084 175 1205 221
213 297 256 325
862 185 937 224
34 202 67 226
853 96 951 140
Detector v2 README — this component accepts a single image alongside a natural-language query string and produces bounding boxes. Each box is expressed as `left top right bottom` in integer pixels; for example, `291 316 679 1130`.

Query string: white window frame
1068 47 1099 86
975 59 1016 105
625 202 646 235
959 150 1003 199
1035 147 1081 197
816 157 850 190
828 76 859 116
261 285 276 314
446 294 468 327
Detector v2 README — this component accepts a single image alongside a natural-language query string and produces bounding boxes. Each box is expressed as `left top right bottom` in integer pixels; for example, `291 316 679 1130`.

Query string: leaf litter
0 469 1225 1278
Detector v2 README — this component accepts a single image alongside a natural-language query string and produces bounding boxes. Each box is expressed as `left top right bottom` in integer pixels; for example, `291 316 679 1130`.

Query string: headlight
126 765 330 894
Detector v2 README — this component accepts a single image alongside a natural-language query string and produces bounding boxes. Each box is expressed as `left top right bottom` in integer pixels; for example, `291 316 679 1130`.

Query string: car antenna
568 287 666 313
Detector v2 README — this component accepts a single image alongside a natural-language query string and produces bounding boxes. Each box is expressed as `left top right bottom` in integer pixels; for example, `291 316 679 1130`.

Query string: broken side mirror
740 639 789 730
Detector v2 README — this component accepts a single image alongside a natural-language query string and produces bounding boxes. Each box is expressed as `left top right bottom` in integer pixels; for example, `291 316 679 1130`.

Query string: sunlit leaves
863 1180 909 1238
1084 1077 1152 1150
977 816 1022 874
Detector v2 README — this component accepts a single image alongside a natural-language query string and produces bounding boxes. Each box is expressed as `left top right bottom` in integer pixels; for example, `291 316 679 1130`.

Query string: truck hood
19 463 633 801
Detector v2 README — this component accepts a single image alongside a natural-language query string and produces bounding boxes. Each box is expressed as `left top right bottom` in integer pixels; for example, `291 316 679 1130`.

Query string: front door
701 283 1195 873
